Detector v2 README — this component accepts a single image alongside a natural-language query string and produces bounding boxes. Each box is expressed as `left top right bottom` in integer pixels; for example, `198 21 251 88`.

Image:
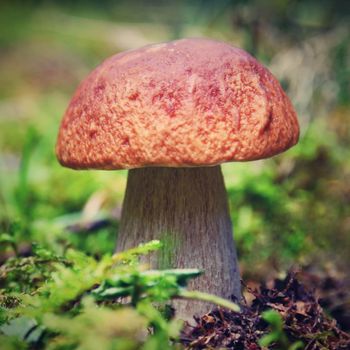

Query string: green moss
158 231 180 270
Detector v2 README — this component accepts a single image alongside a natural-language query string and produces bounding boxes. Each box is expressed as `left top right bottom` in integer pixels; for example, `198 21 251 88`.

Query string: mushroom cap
56 38 299 170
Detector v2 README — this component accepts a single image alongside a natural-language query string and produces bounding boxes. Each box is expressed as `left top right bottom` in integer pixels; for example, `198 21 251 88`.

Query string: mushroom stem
116 166 241 320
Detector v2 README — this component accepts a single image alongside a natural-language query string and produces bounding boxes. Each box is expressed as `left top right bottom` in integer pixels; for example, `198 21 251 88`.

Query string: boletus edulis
56 38 299 320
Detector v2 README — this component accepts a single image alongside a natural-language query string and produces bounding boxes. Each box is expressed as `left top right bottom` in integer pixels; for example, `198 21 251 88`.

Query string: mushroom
56 38 299 320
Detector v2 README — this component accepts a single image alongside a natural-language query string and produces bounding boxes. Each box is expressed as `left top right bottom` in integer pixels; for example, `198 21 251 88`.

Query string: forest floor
181 270 350 349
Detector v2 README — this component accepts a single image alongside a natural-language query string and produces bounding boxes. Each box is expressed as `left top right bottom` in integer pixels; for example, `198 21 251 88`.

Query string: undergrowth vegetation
0 241 208 349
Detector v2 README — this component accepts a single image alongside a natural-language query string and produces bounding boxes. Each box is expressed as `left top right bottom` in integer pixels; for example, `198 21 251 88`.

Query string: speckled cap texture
56 38 299 169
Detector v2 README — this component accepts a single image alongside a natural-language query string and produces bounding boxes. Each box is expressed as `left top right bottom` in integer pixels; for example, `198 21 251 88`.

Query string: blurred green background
0 0 349 281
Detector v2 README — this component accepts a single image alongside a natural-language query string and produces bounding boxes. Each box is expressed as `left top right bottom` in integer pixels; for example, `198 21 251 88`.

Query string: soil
180 271 350 349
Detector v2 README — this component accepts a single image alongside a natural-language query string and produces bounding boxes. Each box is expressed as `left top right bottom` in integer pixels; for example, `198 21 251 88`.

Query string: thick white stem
116 166 241 320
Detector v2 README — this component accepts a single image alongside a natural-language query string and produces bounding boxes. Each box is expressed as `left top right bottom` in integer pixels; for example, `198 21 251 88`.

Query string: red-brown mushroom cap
56 38 299 169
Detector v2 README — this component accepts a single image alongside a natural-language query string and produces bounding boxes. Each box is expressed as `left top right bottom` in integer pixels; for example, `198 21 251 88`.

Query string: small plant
0 240 239 350
259 309 303 350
